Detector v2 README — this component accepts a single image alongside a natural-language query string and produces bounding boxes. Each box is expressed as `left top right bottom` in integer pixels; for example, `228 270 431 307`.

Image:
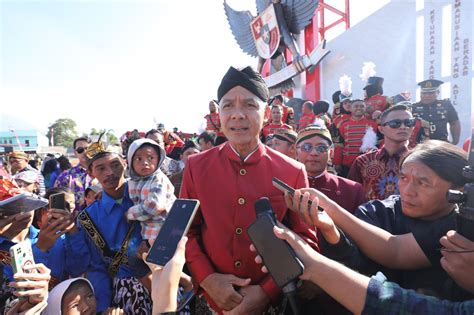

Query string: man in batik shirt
348 104 414 200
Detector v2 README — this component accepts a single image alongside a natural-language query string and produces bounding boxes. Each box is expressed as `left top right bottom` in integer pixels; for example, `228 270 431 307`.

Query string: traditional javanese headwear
86 133 122 167
296 126 333 145
217 66 269 103
273 129 298 144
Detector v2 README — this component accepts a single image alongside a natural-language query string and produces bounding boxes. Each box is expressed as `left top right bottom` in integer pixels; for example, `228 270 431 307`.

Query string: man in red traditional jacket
334 99 378 177
181 66 318 314
205 100 226 144
261 105 293 141
298 101 316 131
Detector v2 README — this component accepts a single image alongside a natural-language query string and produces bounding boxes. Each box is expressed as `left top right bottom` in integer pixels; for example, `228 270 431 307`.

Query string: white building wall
317 0 473 144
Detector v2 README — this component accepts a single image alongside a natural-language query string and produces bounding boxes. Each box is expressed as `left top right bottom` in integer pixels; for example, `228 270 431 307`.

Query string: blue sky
0 0 387 138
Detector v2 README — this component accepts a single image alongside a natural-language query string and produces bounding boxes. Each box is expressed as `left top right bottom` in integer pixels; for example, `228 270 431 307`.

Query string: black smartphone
272 177 323 211
49 192 67 211
146 199 200 267
247 213 303 287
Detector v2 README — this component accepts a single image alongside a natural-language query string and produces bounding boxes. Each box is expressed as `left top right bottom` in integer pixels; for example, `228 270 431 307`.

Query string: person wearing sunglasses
294 125 366 313
54 137 95 212
348 104 415 201
411 79 461 145
296 126 366 214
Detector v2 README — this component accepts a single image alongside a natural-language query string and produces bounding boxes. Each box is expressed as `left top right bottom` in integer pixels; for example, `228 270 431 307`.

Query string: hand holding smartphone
10 240 36 275
272 177 323 212
146 199 200 267
49 192 68 211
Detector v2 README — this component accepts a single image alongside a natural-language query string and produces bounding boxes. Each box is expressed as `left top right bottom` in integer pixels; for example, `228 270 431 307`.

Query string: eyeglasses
75 147 87 154
297 143 330 154
381 118 416 129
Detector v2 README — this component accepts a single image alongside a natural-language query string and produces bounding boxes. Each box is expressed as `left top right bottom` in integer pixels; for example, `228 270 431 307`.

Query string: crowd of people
0 64 473 315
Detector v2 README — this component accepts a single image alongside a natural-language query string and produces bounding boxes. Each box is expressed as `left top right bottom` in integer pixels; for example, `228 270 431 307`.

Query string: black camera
448 128 474 241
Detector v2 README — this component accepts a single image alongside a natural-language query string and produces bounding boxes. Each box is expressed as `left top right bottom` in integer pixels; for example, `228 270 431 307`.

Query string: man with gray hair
181 66 318 314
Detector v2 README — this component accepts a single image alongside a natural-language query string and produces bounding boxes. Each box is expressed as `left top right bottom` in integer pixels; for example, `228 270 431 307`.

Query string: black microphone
254 197 276 220
251 197 301 315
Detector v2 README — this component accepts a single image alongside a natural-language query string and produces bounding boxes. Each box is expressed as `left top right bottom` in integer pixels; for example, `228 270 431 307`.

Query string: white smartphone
10 240 36 275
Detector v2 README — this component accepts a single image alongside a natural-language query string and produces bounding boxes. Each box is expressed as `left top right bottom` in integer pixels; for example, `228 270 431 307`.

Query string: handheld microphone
248 197 302 315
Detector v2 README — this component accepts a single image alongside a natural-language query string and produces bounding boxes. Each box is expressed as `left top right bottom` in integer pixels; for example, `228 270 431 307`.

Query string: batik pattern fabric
348 146 407 200
54 165 94 212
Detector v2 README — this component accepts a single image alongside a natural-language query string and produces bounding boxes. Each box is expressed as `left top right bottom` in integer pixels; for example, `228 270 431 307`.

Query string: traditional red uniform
180 143 318 313
348 146 408 201
204 112 224 137
334 117 378 168
365 94 389 116
309 171 366 213
298 113 316 131
332 113 350 129
261 123 293 139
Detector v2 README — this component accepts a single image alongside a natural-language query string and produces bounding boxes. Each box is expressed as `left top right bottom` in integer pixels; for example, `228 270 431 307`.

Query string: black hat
418 79 443 92
313 100 330 115
339 92 352 102
181 140 200 155
332 91 341 104
217 66 269 103
363 76 384 90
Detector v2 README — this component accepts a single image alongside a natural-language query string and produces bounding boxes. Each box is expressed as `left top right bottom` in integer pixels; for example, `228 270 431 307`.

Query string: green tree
47 118 78 148
89 128 119 145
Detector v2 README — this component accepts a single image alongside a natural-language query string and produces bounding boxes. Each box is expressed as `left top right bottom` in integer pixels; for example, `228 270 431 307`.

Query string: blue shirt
363 272 474 315
65 182 149 312
0 226 39 283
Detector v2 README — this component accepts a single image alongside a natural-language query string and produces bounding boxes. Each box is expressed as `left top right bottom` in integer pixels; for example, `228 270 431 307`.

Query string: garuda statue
224 0 329 95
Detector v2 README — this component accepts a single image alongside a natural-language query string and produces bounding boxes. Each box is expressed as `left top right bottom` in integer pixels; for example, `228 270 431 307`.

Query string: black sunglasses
382 118 416 129
297 143 331 154
75 147 87 154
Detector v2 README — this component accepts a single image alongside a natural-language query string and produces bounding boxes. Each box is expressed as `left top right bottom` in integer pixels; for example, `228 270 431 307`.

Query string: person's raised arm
252 225 369 314
286 188 430 269
254 226 474 315
449 120 461 145
144 237 188 314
